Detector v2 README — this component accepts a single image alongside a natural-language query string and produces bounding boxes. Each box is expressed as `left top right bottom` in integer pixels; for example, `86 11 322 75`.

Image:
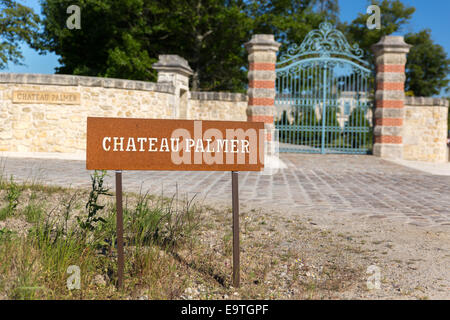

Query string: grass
0 170 367 300
23 204 45 224
0 176 21 220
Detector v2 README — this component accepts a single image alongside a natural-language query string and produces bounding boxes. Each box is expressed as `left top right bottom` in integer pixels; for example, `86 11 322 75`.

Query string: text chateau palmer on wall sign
86 117 265 171
12 90 80 104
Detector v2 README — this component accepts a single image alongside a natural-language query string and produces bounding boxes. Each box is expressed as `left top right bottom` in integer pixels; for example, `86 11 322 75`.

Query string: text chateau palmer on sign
86 117 265 171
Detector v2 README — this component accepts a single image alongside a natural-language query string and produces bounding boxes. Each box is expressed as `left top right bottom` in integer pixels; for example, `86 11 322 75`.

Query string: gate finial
278 22 367 67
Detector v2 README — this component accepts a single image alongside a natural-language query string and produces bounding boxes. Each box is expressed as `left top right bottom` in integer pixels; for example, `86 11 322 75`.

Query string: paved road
1 154 449 228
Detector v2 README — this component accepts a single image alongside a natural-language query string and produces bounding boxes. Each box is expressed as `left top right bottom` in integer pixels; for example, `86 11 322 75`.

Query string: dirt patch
230 200 450 300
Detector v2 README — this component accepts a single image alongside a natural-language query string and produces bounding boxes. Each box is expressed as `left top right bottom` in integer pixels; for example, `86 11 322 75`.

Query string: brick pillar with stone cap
371 36 411 159
245 34 281 135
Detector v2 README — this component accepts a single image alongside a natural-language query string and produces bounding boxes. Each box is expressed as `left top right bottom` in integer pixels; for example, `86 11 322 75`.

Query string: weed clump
0 176 22 220
77 170 111 238
0 170 204 299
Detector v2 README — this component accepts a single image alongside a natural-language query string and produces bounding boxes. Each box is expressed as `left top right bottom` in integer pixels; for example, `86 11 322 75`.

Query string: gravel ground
235 201 450 299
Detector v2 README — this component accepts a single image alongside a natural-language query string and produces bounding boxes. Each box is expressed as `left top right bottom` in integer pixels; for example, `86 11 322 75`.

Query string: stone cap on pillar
244 34 281 53
371 36 412 56
152 55 193 78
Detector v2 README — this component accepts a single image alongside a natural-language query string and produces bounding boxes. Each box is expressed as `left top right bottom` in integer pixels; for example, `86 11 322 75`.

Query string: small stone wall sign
12 90 80 104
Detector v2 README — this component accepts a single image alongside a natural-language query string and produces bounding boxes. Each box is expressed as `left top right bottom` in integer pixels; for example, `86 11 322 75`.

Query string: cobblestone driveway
2 154 449 228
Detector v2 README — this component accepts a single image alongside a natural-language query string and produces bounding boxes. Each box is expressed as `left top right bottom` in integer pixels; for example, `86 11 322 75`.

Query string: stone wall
0 73 247 158
189 92 247 121
0 74 176 156
403 97 449 163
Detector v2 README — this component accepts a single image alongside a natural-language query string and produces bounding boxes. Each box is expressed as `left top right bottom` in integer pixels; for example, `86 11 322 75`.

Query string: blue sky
4 0 450 87
340 0 450 52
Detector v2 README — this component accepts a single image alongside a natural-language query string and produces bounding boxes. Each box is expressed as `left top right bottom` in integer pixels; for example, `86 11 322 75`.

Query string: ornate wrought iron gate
275 22 374 154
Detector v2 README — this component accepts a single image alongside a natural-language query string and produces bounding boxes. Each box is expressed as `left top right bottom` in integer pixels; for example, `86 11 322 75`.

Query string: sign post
87 117 265 290
231 171 240 288
115 170 125 289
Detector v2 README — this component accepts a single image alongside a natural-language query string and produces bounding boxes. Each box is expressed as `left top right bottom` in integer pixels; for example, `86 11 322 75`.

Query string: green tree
339 0 415 66
0 0 41 69
40 0 253 92
40 0 337 91
313 0 339 21
37 0 449 97
404 30 449 96
40 0 159 80
248 0 337 57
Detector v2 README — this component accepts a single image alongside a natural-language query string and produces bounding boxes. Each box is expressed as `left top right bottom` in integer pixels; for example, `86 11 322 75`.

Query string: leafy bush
345 107 372 149
319 106 341 146
276 106 322 146
296 106 321 146
275 110 289 143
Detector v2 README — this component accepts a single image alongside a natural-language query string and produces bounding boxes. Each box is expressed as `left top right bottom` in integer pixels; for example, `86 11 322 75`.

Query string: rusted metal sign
86 117 266 289
86 117 265 171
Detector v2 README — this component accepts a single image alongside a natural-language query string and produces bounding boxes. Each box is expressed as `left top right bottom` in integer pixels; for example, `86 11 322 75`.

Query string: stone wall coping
0 73 176 94
191 91 248 102
405 96 449 107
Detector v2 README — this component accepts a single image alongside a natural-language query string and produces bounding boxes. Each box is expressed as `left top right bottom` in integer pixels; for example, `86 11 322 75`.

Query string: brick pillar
244 34 281 135
371 36 411 159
